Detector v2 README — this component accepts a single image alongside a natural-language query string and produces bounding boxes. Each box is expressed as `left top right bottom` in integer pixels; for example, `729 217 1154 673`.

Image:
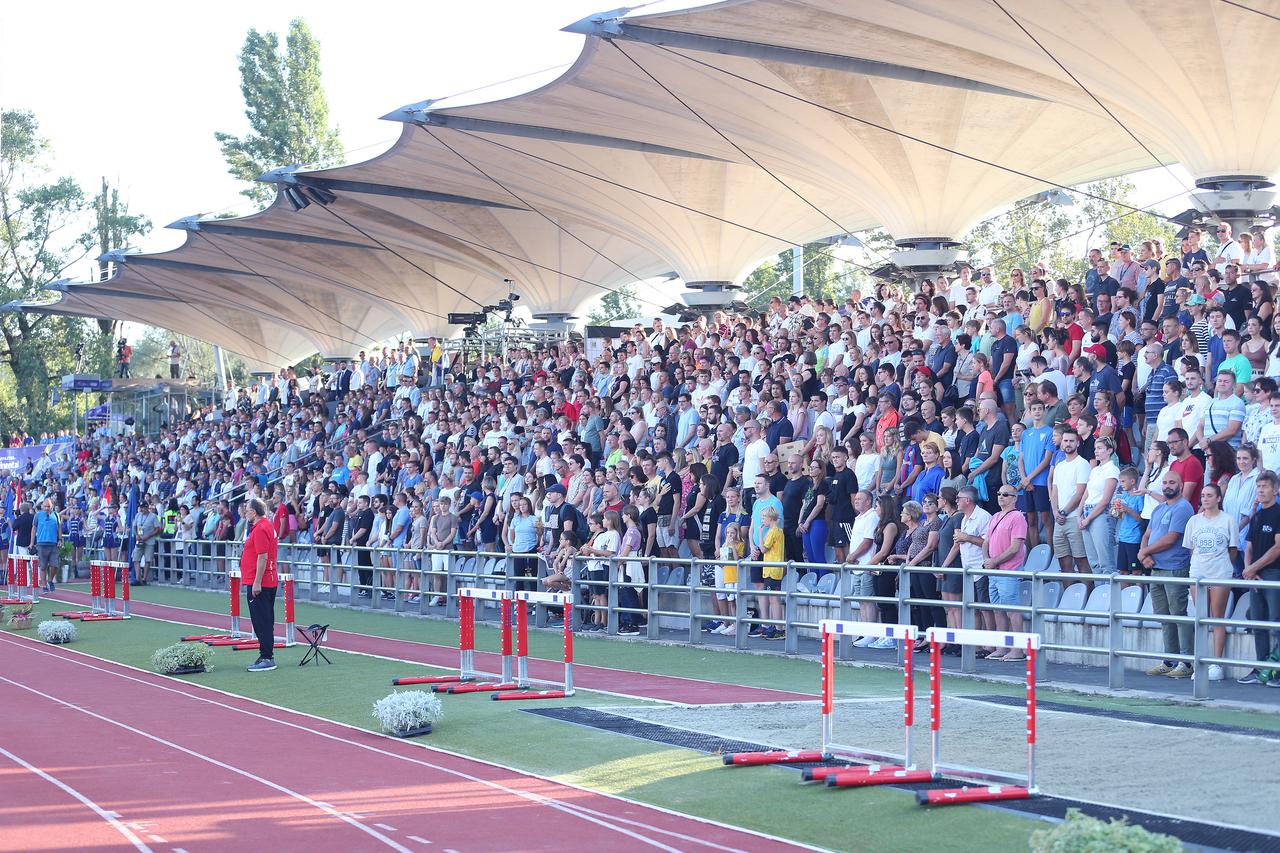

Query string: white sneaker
1207 664 1225 682
431 596 446 606
715 623 735 635
870 637 896 650
852 636 874 648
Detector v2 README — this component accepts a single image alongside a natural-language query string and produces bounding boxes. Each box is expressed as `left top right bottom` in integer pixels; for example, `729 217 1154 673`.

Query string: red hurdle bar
916 627 1040 806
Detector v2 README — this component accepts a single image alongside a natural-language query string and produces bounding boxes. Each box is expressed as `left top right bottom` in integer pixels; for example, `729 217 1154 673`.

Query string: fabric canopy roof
21 0 1270 369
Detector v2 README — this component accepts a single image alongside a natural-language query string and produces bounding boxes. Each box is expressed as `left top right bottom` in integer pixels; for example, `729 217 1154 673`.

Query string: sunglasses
998 491 1017 498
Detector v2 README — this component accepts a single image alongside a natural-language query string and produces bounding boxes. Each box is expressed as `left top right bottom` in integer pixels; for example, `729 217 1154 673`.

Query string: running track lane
45 590 814 704
0 632 814 853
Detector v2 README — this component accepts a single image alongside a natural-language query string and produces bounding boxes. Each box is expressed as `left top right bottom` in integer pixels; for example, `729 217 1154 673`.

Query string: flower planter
168 665 208 675
390 723 433 738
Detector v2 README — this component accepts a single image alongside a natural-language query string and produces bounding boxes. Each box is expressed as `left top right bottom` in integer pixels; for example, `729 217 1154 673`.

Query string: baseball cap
546 484 567 495
1188 294 1207 306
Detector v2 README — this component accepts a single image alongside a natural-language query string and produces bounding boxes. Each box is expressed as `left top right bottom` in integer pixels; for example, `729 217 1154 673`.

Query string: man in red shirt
241 497 279 672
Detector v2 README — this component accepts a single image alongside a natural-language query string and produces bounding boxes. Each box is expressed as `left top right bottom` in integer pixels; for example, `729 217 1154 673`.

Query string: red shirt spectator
241 515 279 588
1170 452 1205 511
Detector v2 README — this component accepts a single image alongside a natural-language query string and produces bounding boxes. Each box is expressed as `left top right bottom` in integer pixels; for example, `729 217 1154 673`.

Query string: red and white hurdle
917 626 1040 806
52 561 131 621
724 619 929 787
390 587 575 700
1 554 38 605
179 569 295 650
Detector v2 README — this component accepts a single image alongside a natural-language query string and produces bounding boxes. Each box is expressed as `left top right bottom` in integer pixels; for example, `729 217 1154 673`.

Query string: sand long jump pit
617 694 1280 834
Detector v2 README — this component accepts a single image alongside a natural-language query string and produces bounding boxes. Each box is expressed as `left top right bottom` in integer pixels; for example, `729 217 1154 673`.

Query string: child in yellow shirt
758 507 785 641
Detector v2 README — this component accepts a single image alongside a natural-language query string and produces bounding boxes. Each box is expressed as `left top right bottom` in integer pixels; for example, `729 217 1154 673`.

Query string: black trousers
246 585 277 660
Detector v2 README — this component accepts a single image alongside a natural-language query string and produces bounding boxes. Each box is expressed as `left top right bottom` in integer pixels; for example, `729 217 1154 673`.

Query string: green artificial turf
4 597 1041 852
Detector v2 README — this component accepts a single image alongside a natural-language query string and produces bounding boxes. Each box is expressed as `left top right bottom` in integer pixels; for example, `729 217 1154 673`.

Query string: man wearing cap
1112 244 1140 291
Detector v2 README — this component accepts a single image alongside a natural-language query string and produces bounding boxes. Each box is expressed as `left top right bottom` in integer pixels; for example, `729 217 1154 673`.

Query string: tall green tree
0 111 99 431
215 18 344 207
587 283 642 325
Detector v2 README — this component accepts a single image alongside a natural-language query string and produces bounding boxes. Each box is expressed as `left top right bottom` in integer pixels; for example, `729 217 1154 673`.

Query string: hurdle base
722 750 829 766
232 642 287 651
203 637 253 646
801 763 911 783
916 785 1034 806
827 768 935 788
0 597 27 605
392 675 468 686
435 682 519 694
182 633 233 642
80 614 127 621
490 689 572 701
52 611 96 619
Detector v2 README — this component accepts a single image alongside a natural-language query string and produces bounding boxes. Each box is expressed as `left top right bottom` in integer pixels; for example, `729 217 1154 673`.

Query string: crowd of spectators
5 224 1280 683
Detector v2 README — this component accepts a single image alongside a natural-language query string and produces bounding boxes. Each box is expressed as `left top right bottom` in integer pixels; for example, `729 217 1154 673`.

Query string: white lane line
406 836 432 845
0 676 413 853
173 848 190 852
4 633 823 852
0 744 154 853
1 640 684 852
374 823 398 832
148 836 167 844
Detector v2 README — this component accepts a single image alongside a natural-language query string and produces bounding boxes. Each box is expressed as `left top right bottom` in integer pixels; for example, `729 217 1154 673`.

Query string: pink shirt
987 510 1027 570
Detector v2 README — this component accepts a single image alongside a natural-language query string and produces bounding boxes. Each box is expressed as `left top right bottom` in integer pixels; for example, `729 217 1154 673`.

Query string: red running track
45 589 814 705
0 631 814 852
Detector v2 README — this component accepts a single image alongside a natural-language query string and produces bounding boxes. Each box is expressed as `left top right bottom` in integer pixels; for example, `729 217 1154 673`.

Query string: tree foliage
215 18 343 207
587 283 642 325
0 111 151 435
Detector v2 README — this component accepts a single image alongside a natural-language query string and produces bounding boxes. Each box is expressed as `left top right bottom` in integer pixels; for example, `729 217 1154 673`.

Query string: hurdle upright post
917 626 1041 806
90 561 103 613
281 573 296 646
228 568 244 637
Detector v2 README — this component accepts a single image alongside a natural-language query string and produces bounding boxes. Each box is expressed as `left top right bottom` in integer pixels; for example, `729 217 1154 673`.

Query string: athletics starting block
725 620 923 784
390 587 575 700
916 627 1040 806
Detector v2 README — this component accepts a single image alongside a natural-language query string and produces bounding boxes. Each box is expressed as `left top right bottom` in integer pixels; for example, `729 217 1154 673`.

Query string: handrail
81 536 1280 701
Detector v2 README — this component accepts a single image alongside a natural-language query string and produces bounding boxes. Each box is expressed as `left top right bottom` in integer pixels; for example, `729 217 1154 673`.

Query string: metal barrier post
1030 570 1048 680
1192 579 1209 700
897 566 911 625
645 556 659 640
734 559 749 650
960 569 976 673
1107 580 1125 689
689 557 704 645
607 557 620 635
838 568 854 661
783 561 799 654
445 552 459 619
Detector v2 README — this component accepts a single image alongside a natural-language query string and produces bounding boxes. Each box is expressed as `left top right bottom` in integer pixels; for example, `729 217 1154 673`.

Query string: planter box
167 665 208 675
390 723 433 738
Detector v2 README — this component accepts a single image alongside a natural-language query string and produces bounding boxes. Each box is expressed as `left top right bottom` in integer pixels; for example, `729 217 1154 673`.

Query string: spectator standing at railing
1139 471 1195 678
983 485 1028 660
947 486 993 648
1079 437 1120 578
1240 471 1280 686
1184 482 1236 682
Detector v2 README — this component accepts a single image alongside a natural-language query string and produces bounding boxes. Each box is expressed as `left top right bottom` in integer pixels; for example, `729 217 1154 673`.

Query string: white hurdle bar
820 620 917 767
920 626 1041 805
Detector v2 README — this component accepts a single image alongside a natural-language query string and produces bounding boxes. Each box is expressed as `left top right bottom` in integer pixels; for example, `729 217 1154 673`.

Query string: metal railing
69 537 1280 702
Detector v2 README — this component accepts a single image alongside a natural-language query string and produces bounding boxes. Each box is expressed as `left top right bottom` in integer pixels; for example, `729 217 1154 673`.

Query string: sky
2 0 1192 287
1 0 625 280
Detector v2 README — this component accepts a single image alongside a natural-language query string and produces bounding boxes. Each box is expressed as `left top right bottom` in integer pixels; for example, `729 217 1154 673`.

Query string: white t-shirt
1213 239 1244 273
1183 511 1235 580
847 510 879 564
1257 422 1280 474
742 438 770 485
959 507 992 570
1176 392 1212 441
1050 456 1092 517
1084 460 1119 509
